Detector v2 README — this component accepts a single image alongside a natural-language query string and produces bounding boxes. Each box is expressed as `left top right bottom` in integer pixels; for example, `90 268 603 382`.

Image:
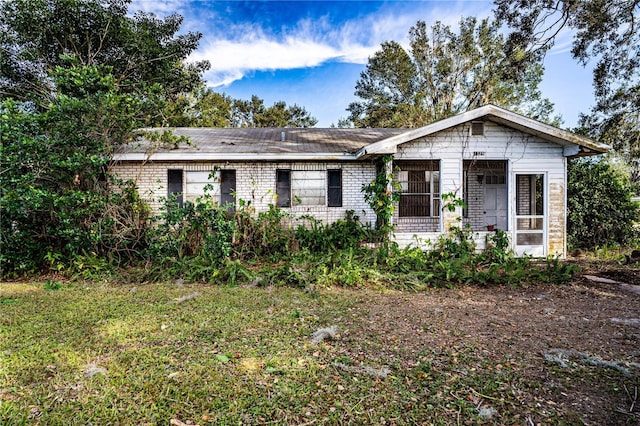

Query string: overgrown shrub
144 194 237 278
0 75 149 277
567 158 639 249
295 210 371 253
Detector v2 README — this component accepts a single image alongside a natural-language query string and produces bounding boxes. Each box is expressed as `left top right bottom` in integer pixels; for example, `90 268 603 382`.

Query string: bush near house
567 159 640 250
93 193 579 288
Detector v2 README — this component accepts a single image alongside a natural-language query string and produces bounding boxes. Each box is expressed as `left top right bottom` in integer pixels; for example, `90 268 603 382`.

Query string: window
396 161 440 217
185 171 214 202
167 169 183 208
327 169 342 207
181 170 236 207
276 169 291 207
292 171 325 206
471 121 485 136
220 169 236 209
276 169 328 207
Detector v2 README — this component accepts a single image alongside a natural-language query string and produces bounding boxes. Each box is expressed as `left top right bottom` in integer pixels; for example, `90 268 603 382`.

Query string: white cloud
128 0 188 16
191 29 379 87
184 1 494 87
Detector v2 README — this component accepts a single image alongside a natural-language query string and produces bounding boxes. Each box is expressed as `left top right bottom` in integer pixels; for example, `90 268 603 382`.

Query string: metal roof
115 127 407 161
113 106 608 162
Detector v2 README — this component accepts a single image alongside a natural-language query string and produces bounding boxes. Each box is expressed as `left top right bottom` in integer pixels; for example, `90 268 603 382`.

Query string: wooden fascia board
486 114 610 154
357 109 488 157
357 104 610 158
112 152 361 162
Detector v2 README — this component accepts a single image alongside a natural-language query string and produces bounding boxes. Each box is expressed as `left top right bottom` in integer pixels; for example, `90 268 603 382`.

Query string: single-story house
112 104 609 257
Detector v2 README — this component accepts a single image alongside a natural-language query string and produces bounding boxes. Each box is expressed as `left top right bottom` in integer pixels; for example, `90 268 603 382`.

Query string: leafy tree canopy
494 0 640 184
0 63 153 274
0 0 209 105
166 89 318 128
347 17 559 128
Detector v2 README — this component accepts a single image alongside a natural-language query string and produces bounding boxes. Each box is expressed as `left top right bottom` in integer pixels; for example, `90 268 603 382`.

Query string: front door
514 173 546 257
483 175 507 230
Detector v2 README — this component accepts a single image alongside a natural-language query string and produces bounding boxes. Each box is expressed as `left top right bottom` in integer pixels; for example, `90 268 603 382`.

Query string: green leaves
215 354 230 364
348 17 558 128
362 156 400 235
0 63 154 276
567 159 640 249
0 0 208 105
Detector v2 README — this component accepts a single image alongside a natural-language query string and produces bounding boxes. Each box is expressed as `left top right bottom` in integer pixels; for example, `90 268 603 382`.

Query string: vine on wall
362 156 401 239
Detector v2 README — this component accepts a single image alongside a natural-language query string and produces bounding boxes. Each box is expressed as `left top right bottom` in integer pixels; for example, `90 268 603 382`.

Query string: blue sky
130 0 595 128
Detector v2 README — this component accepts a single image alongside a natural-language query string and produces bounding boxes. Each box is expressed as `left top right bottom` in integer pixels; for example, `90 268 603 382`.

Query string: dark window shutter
276 169 291 207
167 169 183 208
220 169 236 210
327 169 342 207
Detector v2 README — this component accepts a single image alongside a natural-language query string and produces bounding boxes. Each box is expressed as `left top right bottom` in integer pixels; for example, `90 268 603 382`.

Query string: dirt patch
335 262 640 424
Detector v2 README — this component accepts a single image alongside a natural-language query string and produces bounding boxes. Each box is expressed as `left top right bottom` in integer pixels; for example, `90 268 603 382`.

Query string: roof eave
112 152 361 162
359 105 610 155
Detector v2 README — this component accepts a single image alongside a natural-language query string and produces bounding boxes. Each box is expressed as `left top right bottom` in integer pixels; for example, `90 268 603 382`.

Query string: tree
567 158 639 249
0 0 209 107
347 17 558 128
165 87 234 127
494 0 640 184
167 90 318 128
232 95 318 128
0 63 153 275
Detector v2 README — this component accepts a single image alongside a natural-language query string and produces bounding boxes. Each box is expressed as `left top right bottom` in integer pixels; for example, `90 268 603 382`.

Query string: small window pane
517 218 544 230
516 233 543 245
516 174 544 216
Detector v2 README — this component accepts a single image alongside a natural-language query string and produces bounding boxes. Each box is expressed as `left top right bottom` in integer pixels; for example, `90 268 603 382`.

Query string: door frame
512 171 548 257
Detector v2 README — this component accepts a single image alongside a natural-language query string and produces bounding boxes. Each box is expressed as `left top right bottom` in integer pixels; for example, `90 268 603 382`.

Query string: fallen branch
544 348 639 377
311 326 338 345
332 362 390 378
174 292 199 303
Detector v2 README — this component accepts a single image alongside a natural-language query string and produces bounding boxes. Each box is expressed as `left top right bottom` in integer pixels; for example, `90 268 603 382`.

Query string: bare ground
333 260 640 425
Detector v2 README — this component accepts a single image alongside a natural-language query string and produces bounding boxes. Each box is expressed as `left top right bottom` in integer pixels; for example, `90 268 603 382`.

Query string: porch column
441 158 463 232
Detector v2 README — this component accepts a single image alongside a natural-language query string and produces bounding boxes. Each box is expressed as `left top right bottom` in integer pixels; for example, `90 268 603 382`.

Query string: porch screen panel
396 161 440 217
515 174 545 246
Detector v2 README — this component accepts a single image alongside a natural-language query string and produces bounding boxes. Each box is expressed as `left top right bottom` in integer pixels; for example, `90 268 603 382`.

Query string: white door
484 178 507 230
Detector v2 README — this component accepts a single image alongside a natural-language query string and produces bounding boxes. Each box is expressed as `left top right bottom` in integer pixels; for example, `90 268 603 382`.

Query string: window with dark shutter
327 169 342 207
167 169 183 208
276 169 291 207
220 169 236 210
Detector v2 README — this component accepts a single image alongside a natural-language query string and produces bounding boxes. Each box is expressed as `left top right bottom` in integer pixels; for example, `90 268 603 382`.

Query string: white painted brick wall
110 161 378 226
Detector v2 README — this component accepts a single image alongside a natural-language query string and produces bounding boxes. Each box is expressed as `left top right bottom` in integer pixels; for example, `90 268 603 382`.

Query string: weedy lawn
1 278 638 425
